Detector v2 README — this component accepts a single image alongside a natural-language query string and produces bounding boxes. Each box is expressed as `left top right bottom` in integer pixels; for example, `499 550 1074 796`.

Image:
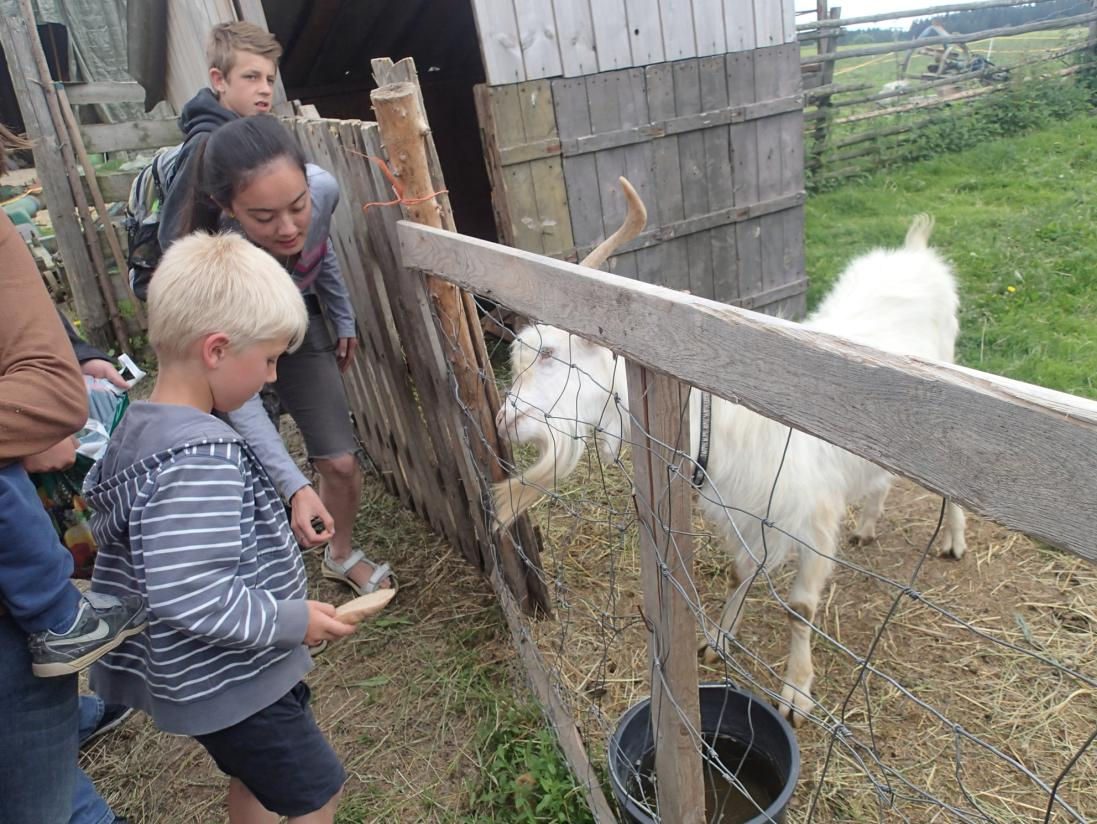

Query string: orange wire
349 150 448 213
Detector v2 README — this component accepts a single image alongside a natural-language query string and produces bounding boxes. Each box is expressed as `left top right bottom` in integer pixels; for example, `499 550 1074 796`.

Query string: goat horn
578 177 647 271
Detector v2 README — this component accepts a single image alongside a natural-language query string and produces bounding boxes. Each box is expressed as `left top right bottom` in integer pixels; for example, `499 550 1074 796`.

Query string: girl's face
227 157 311 257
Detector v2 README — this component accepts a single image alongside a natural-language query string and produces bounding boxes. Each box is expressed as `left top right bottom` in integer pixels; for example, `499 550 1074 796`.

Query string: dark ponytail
180 115 308 235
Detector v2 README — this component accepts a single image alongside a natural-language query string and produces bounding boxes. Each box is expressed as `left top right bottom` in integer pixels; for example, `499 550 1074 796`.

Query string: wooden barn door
474 43 807 317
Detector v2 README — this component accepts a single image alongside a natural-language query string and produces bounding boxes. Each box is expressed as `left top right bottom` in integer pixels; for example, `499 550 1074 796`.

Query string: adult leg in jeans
0 613 77 824
73 695 124 823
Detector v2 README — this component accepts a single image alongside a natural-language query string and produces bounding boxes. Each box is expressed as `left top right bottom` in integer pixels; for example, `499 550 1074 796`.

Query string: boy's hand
22 436 79 473
81 358 129 389
289 485 334 548
335 337 358 372
304 600 357 646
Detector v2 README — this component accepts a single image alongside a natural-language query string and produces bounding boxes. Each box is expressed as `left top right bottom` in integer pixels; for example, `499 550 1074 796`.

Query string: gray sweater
84 402 312 736
223 163 357 499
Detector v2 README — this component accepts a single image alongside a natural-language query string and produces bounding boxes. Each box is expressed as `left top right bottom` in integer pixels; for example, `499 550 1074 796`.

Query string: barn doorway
264 0 497 241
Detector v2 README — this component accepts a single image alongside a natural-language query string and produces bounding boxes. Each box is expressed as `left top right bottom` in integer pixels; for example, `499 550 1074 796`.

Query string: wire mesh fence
454 306 1097 824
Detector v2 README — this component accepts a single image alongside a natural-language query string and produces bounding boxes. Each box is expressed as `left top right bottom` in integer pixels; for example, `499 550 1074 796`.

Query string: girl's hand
289 485 334 548
304 600 357 646
335 337 358 372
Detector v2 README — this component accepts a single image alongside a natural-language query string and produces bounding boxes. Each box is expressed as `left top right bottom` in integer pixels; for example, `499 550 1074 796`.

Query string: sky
795 0 921 29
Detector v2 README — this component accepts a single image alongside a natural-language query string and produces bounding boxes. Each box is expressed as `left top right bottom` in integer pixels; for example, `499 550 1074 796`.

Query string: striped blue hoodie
83 402 312 736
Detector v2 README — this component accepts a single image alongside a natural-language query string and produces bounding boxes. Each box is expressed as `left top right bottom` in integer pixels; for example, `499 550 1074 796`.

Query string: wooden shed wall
476 42 805 313
469 0 797 86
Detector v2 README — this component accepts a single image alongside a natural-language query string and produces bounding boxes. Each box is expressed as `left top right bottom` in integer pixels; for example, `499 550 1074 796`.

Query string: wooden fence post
808 5 841 176
626 362 704 824
0 14 113 350
370 79 550 614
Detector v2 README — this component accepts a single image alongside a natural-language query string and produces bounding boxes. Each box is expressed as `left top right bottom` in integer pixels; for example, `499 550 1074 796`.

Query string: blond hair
148 232 307 362
206 21 282 76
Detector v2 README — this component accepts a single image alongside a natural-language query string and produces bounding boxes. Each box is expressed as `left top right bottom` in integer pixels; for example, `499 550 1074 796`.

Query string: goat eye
538 348 555 361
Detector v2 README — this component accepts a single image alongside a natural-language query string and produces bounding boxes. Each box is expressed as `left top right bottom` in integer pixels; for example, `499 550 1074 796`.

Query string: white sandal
321 547 395 596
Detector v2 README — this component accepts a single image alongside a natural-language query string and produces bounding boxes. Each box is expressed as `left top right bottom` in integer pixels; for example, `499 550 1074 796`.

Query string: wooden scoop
334 588 397 625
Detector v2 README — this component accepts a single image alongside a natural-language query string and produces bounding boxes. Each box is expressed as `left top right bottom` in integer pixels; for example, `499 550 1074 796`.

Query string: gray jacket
84 402 312 736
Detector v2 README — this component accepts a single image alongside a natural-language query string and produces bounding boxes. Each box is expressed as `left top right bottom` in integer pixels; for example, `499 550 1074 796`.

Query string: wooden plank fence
799 0 1097 184
398 220 1097 566
270 61 550 618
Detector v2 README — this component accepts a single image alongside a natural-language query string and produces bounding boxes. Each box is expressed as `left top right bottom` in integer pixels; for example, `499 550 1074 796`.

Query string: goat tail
904 213 935 250
491 432 585 531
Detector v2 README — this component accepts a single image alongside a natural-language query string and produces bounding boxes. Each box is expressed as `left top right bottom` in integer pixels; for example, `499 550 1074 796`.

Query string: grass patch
805 112 1097 397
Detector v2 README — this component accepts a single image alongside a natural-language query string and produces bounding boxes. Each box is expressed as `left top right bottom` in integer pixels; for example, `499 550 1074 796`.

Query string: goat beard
492 417 587 530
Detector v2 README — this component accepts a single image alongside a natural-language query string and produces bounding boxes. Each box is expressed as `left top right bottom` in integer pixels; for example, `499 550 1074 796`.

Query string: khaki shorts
272 312 359 461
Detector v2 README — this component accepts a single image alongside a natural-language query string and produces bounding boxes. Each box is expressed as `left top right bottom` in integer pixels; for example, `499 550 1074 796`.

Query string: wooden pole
55 84 147 328
0 15 112 349
369 79 550 614
14 0 129 353
626 362 704 824
809 5 841 180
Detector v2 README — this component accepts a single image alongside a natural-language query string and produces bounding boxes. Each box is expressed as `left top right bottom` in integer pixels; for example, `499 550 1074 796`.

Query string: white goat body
494 215 967 724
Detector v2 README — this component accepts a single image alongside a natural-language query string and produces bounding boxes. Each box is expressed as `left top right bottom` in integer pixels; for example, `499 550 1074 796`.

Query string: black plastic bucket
608 682 800 823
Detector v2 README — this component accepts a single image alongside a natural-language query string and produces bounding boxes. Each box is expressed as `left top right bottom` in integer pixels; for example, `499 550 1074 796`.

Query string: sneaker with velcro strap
29 592 148 677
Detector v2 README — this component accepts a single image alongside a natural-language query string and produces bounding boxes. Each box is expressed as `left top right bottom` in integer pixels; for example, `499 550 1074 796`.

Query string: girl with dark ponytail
182 115 394 597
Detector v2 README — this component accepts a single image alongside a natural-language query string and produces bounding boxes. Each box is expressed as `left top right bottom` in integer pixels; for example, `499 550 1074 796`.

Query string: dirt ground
82 409 1095 823
522 458 1097 824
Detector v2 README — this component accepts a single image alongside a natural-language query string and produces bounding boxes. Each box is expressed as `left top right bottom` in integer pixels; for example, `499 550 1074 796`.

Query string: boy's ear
201 332 232 368
208 66 226 95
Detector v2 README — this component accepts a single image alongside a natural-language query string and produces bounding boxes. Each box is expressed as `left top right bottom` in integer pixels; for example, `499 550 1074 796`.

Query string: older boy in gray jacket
85 233 356 823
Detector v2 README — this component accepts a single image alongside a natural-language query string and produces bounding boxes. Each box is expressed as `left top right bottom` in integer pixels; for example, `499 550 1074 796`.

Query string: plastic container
608 682 800 823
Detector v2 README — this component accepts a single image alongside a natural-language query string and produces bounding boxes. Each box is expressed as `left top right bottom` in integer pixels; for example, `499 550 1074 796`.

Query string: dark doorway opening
265 0 497 241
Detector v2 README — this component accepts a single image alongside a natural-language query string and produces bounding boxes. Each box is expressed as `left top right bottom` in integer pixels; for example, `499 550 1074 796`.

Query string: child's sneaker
81 703 136 748
29 592 148 677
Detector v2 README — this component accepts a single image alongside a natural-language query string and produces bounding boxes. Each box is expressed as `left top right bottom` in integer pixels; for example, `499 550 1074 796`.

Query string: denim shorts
273 310 359 461
194 682 345 817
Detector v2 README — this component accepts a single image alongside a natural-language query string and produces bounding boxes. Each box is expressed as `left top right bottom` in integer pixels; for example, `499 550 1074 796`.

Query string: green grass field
804 111 1097 398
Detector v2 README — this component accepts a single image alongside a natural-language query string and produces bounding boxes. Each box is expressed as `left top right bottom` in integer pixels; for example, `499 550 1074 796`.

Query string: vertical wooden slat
625 0 667 65
660 0 699 61
590 0 634 72
552 0 599 76
693 0 728 56
754 0 786 47
587 69 648 279
673 59 714 298
727 49 763 302
519 81 576 258
775 41 807 318
641 62 689 290
626 362 704 824
699 56 738 304
782 0 799 44
725 0 757 53
554 75 601 257
495 85 546 253
514 0 564 80
0 14 111 348
753 45 787 312
469 0 527 85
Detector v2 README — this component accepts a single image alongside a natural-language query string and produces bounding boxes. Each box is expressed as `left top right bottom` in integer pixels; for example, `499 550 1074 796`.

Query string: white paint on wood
692 0 728 56
725 0 756 52
660 0 699 61
592 0 636 71
470 0 527 85
753 0 785 47
398 222 1097 565
781 0 798 44
625 0 666 65
552 0 599 76
515 0 564 80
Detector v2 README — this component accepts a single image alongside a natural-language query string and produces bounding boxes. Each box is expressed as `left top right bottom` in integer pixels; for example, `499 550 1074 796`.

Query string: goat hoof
778 683 813 728
848 530 876 547
939 539 966 560
700 645 722 666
